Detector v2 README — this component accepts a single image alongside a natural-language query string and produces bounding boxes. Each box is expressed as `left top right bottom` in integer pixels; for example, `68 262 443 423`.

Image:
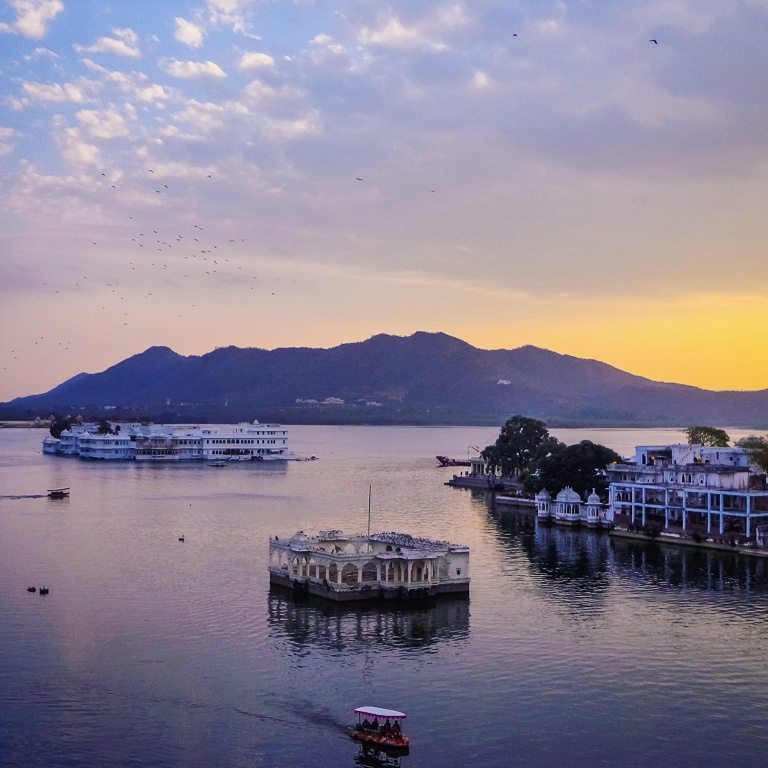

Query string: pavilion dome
555 487 581 503
587 490 601 505
289 531 310 549
535 488 552 501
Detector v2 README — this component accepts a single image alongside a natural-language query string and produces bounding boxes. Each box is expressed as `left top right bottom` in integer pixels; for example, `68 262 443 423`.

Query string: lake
2 424 768 767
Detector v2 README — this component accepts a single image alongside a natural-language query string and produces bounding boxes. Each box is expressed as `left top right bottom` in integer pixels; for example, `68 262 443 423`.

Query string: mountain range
2 332 767 428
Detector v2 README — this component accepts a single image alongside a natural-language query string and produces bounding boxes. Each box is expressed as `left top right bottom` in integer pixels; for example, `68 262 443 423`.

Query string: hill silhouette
2 332 767 427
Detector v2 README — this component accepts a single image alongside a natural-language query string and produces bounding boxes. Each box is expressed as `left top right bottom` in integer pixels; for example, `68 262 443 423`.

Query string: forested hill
3 331 768 427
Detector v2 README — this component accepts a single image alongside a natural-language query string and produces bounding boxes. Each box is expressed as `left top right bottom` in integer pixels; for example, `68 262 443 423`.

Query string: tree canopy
49 418 71 439
482 415 558 478
684 426 730 447
736 435 768 473
524 440 622 499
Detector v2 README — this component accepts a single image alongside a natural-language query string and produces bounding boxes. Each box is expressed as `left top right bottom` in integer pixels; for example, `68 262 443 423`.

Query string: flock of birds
3 34 663 380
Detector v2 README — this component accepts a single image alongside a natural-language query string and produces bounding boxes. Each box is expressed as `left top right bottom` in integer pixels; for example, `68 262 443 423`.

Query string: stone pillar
747 495 752 539
720 494 724 535
407 562 413 583
357 563 363 584
336 565 342 585
641 487 646 527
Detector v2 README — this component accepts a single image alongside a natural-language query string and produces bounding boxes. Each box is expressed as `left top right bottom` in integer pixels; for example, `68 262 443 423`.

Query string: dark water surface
2 425 768 767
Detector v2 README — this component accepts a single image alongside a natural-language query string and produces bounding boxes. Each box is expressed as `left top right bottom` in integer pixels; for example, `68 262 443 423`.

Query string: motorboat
351 706 409 753
47 487 70 499
436 455 471 467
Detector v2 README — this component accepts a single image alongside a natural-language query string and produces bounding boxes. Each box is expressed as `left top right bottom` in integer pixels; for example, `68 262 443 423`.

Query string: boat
47 487 70 499
208 460 227 467
351 707 409 754
436 455 471 467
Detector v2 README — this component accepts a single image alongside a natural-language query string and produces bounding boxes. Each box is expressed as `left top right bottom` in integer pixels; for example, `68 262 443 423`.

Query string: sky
1 0 767 402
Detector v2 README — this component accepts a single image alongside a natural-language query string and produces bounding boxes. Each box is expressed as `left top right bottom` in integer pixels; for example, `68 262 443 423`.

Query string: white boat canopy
354 706 406 719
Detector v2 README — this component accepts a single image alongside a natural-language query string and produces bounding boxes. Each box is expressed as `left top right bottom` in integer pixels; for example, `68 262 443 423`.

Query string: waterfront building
41 420 295 462
606 444 768 543
268 530 470 602
535 487 610 528
77 432 134 460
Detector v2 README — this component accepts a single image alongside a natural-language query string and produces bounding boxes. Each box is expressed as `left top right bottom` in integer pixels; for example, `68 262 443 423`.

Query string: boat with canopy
351 706 409 753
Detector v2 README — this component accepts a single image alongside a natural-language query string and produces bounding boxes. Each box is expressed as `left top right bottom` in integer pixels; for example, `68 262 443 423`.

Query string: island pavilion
268 530 470 602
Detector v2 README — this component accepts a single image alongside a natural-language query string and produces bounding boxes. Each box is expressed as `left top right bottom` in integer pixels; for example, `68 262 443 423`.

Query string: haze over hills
2 332 767 428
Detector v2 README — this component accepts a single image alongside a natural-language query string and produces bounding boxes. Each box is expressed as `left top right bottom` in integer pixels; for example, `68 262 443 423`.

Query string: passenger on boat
392 721 401 738
380 720 391 735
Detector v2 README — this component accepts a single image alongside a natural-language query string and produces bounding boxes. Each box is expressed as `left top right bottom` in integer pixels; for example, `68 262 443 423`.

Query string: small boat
208 461 227 467
39 586 49 595
26 586 36 593
47 487 70 499
351 707 409 754
436 456 471 467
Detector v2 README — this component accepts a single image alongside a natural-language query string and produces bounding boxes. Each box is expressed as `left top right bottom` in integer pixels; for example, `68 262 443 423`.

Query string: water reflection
610 538 768 593
267 587 469 655
354 743 403 768
491 500 768 596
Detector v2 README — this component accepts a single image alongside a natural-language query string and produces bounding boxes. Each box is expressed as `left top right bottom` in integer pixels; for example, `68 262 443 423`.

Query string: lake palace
42 420 296 461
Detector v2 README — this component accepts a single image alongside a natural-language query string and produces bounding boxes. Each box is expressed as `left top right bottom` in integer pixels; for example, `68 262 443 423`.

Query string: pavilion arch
361 561 378 582
342 563 359 585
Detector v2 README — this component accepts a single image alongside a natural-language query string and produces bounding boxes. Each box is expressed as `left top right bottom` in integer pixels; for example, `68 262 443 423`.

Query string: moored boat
436 455 471 467
351 706 409 753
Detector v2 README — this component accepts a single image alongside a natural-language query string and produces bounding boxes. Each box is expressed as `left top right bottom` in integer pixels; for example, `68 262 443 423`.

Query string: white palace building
42 420 296 462
607 443 768 543
535 443 768 547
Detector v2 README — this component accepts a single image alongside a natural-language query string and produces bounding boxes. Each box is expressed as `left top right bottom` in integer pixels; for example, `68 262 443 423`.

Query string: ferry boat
351 707 409 753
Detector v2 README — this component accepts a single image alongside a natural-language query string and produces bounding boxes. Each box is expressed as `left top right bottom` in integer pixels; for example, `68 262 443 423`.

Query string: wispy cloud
75 28 141 58
175 17 205 48
159 58 227 79
0 0 63 39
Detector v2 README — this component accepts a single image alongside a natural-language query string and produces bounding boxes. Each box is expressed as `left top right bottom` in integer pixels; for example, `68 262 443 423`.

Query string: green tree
736 436 768 472
524 440 622 499
97 419 114 435
49 418 71 439
481 415 554 478
684 426 730 447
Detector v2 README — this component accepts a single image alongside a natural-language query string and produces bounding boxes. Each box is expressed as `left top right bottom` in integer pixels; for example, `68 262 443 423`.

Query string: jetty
268 530 470 602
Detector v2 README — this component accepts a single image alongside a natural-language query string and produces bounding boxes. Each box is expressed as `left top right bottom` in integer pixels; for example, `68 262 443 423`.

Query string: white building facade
606 444 768 542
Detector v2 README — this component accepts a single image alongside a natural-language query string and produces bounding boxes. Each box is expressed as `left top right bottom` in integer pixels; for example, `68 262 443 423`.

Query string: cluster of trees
481 415 621 499
49 417 119 438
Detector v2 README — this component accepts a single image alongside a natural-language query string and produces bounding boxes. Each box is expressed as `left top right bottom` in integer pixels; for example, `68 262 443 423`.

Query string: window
456 568 462 575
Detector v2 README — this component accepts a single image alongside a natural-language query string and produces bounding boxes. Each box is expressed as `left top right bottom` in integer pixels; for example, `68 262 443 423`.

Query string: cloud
242 79 303 103
75 27 141 58
19 79 95 104
175 17 205 48
205 0 261 38
159 58 227 79
0 126 15 156
239 51 275 70
358 5 470 51
75 107 130 139
261 109 321 141
0 0 63 39
54 124 101 167
24 46 59 60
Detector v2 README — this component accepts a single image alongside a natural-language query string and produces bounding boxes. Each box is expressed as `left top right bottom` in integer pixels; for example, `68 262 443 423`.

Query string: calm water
1 425 768 768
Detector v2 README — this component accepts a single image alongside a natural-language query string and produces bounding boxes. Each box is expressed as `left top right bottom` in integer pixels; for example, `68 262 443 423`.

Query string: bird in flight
649 39 658 44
